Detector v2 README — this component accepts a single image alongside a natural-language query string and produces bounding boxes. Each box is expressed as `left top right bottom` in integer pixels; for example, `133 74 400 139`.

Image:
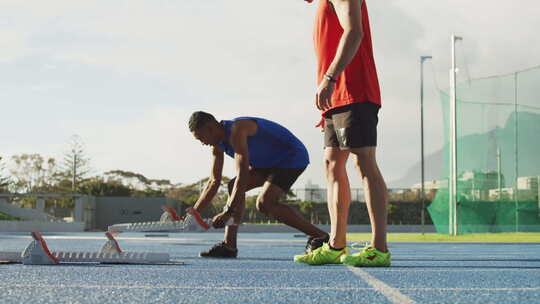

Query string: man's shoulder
231 116 260 122
230 118 258 137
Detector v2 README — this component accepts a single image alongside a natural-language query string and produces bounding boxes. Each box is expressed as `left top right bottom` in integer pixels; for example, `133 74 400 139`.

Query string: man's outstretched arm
193 145 224 212
212 120 257 227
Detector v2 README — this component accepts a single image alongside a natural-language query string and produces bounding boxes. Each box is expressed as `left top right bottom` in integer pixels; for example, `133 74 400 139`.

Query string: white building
470 189 490 201
411 180 445 191
489 187 515 199
457 171 502 201
292 180 364 203
517 176 539 190
293 180 327 203
488 188 537 201
459 171 501 190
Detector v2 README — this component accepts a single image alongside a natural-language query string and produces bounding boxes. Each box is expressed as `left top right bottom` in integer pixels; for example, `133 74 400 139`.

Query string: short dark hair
189 111 217 132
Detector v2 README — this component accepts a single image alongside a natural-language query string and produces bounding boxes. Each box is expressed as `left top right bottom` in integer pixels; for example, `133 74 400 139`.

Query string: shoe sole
342 260 391 267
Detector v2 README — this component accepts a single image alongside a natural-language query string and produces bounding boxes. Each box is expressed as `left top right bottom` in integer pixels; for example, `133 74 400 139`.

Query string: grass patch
347 232 540 243
0 212 19 221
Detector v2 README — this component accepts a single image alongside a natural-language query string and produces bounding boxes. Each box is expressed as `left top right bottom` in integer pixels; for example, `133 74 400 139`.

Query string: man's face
192 124 215 146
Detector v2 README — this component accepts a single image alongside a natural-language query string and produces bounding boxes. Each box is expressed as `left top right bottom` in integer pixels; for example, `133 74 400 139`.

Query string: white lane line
0 284 539 292
178 268 351 272
349 269 540 272
3 265 537 273
74 267 538 273
395 256 538 258
348 266 416 304
0 284 370 291
404 288 540 291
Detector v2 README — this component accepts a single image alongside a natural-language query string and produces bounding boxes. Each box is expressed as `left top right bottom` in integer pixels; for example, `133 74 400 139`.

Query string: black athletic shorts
253 167 306 193
324 102 380 149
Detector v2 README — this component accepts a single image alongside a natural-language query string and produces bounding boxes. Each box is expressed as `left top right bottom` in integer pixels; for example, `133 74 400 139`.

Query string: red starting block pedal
107 206 232 233
0 232 173 265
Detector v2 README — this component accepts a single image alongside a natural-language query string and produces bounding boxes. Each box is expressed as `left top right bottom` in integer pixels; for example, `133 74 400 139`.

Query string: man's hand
212 212 232 229
316 78 335 111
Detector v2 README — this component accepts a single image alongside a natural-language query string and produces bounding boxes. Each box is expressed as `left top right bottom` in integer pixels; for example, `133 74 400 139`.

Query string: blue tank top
218 117 309 168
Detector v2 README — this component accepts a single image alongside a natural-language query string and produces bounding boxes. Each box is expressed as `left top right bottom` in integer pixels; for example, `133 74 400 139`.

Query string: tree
77 170 180 198
79 176 133 196
104 170 174 197
10 154 58 193
61 135 91 192
0 156 10 193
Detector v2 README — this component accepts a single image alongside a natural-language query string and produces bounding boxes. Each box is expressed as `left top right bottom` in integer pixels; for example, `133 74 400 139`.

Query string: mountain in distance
390 111 540 189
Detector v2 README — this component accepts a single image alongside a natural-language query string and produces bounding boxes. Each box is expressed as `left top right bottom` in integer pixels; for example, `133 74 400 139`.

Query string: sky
1 0 540 190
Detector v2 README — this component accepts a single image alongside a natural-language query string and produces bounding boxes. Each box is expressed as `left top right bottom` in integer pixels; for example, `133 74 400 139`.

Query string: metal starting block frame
0 232 172 265
107 206 231 233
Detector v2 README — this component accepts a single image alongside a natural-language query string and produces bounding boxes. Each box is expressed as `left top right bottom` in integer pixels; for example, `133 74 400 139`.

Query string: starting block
107 206 233 233
0 232 173 265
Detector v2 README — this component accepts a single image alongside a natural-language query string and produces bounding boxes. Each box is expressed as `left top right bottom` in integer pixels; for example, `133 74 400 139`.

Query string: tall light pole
450 34 462 235
420 55 432 235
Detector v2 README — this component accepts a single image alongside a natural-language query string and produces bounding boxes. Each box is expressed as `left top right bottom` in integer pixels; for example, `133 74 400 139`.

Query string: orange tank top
314 0 381 117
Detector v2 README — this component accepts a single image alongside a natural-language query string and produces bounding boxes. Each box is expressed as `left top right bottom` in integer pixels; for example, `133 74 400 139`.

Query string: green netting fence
428 65 540 234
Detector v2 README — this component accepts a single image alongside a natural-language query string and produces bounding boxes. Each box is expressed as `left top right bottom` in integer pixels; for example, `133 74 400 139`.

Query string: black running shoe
199 242 238 258
305 234 330 253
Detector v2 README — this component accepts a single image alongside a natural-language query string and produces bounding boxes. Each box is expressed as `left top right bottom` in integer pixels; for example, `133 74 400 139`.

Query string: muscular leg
351 147 388 252
224 169 265 249
255 182 327 238
324 147 351 249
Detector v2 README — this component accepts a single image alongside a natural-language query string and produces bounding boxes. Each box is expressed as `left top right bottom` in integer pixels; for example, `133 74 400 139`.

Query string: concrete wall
94 197 180 231
0 199 57 222
0 220 85 232
74 196 96 231
0 196 182 231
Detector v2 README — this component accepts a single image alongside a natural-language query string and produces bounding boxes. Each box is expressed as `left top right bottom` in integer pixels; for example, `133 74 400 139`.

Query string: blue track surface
1 232 539 304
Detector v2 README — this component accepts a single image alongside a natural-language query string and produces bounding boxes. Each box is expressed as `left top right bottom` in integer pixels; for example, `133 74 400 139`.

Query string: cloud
80 106 213 183
2 0 540 189
0 29 28 63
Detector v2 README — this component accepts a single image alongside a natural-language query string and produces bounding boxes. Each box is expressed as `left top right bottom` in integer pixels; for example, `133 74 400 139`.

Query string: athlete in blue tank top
188 111 328 258
218 117 309 169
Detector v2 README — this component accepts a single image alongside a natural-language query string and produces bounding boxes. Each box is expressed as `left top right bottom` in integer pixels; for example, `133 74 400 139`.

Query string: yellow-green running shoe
340 244 391 267
294 243 348 265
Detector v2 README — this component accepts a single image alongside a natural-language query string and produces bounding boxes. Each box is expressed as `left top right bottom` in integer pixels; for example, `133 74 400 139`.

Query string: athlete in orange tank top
295 0 390 267
314 0 380 115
